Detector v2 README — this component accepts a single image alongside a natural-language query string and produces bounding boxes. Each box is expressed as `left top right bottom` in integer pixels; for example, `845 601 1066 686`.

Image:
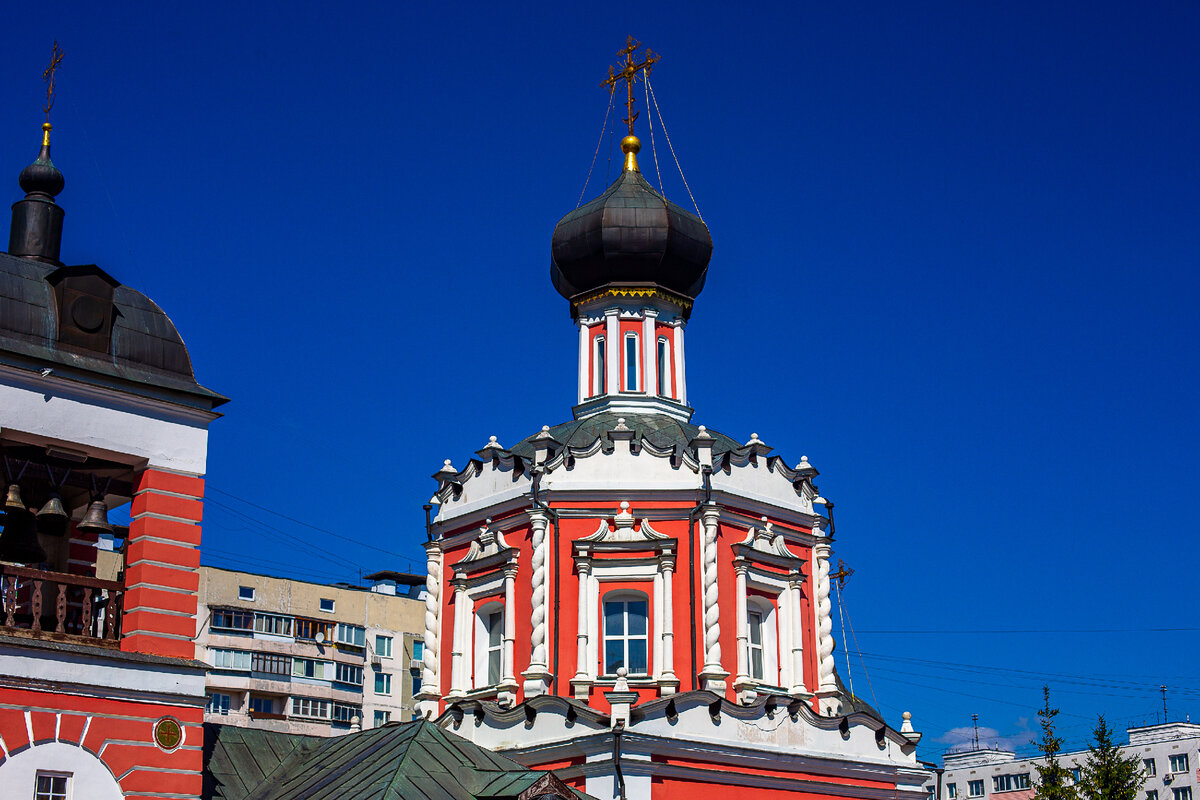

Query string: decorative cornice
572 286 693 315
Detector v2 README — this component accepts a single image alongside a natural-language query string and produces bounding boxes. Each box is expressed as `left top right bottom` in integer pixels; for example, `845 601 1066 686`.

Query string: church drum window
624 333 639 392
603 594 649 676
594 336 606 395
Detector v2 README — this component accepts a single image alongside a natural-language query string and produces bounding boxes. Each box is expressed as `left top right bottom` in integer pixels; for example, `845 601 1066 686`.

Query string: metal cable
645 84 663 191
646 74 705 222
579 89 617 207
834 579 855 699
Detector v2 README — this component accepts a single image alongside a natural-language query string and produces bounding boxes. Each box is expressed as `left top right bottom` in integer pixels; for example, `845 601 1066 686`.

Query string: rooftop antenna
1161 685 1168 722
972 714 980 749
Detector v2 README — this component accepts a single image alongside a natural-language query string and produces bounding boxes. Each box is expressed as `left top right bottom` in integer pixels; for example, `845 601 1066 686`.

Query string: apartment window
948 783 957 799
291 697 330 720
603 594 649 675
1148 791 1159 800
248 695 275 715
374 671 392 695
1173 789 1192 800
319 598 335 613
968 780 985 798
238 586 255 601
332 703 361 724
206 692 231 716
474 602 504 687
376 635 393 657
928 787 936 800
412 640 424 660
1170 755 1189 774
335 662 364 686
412 674 423 695
594 336 606 395
624 333 640 391
292 658 332 680
212 608 253 631
373 710 390 727
34 773 71 800
251 651 291 675
656 337 670 396
254 613 293 637
994 775 1031 792
209 648 251 671
1146 760 1158 777
295 618 335 641
336 623 366 648
1070 769 1081 783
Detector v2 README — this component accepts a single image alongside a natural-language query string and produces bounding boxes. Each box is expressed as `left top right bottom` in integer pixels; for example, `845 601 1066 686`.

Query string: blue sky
2 1 1198 760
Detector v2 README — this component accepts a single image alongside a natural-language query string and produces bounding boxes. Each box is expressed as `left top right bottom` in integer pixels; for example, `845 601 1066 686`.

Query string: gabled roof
203 720 592 800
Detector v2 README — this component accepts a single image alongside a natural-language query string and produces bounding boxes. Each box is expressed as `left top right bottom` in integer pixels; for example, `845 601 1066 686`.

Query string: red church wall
0 685 203 800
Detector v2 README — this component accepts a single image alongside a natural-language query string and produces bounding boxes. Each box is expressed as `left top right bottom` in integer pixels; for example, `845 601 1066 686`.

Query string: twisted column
698 504 728 692
813 532 840 713
523 509 553 697
418 541 442 716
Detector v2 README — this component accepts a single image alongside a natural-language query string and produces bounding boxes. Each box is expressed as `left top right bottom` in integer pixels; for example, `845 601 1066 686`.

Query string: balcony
0 564 123 647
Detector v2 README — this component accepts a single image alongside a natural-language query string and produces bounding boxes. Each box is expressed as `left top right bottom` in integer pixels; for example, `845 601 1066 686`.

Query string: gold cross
601 36 659 136
43 41 64 122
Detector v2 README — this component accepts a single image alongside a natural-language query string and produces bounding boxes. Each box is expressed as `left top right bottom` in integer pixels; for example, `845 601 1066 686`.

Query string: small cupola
8 123 66 265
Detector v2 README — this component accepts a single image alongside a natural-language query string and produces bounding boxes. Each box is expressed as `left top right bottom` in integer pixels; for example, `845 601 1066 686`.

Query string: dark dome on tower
551 136 712 305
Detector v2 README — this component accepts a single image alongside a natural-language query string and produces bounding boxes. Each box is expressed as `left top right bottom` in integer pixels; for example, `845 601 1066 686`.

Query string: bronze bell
0 507 47 564
5 483 25 511
36 492 69 537
77 499 112 535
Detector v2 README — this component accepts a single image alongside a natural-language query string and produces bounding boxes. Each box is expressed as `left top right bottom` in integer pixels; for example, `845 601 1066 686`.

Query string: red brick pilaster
121 469 204 659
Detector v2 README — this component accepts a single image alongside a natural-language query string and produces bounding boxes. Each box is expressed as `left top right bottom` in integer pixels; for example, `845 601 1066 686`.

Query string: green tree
1077 716 1146 800
1033 686 1078 800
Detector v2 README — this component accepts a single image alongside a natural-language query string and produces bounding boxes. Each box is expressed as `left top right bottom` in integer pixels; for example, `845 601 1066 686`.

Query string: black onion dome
550 162 712 303
18 128 64 199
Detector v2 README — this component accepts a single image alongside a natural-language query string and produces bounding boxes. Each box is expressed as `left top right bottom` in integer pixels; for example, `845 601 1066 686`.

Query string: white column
571 560 593 700
672 323 686 405
643 310 657 397
605 309 619 396
659 554 678 693
522 509 552 697
417 541 442 717
448 579 469 698
733 563 749 689
788 572 807 697
577 321 589 403
502 566 517 685
813 521 840 714
698 504 728 693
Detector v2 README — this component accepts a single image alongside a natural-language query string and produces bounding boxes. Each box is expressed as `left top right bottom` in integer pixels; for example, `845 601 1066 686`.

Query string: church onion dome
19 124 65 199
550 135 713 308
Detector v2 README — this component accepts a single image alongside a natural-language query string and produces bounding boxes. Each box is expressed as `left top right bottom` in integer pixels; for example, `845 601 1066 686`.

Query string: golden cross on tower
42 41 64 124
602 36 659 136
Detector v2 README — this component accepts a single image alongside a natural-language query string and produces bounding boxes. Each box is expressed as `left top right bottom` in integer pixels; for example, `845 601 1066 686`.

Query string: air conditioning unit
409 658 423 672
371 656 382 669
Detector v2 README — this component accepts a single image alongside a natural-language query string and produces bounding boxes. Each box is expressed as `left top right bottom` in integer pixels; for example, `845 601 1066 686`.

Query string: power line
854 627 1200 634
204 496 365 572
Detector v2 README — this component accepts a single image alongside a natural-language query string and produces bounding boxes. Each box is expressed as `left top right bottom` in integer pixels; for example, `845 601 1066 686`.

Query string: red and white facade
0 125 224 800
417 135 928 799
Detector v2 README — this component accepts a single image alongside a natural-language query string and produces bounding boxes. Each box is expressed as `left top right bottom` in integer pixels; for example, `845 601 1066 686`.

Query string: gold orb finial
42 122 52 147
621 135 641 172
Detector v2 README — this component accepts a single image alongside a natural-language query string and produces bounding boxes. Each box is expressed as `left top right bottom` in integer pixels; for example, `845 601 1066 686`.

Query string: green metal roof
203 720 591 800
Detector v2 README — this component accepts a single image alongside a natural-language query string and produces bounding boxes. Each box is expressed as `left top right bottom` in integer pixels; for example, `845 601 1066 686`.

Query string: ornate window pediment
732 518 806 571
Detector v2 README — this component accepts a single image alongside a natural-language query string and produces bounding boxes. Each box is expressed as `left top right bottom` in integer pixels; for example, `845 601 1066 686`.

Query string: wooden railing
0 564 123 647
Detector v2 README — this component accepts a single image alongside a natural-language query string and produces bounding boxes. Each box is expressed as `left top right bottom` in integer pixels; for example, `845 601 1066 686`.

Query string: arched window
594 336 606 395
656 337 670 397
624 333 640 392
474 601 504 688
602 593 649 676
746 596 779 686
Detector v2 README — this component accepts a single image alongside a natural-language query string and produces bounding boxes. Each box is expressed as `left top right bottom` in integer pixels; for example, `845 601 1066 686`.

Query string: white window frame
376 635 393 657
1147 791 1158 800
594 336 606 395
1170 755 1189 774
254 612 293 637
624 332 640 392
602 592 650 677
1145 760 1158 777
948 783 957 799
374 670 392 696
237 586 255 601
209 648 252 672
373 709 390 727
334 662 363 685
745 596 779 683
34 772 72 800
290 697 330 720
319 598 335 613
206 692 231 716
1173 789 1192 800
292 657 333 680
474 601 505 688
968 780 985 798
336 623 366 648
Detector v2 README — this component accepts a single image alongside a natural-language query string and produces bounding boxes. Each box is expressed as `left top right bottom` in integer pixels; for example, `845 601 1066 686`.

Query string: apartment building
929 722 1200 800
196 566 426 735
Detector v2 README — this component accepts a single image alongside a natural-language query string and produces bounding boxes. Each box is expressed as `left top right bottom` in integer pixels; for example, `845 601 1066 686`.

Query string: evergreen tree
1077 716 1146 800
1034 686 1078 800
